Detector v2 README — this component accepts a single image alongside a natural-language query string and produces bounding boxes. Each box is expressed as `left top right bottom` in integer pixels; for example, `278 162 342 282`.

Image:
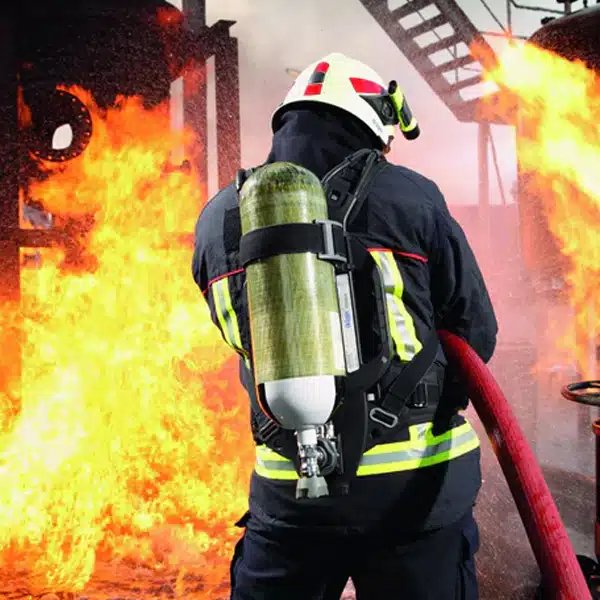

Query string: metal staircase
357 0 507 123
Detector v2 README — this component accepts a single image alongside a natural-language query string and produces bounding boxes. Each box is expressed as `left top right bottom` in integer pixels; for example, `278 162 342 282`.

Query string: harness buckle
257 419 280 443
369 406 399 429
315 219 347 264
408 382 429 409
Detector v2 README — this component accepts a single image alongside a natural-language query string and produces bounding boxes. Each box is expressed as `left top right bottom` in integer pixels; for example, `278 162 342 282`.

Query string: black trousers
229 508 480 600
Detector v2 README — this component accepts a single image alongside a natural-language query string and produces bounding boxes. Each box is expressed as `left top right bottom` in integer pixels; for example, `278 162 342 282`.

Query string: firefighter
192 52 498 600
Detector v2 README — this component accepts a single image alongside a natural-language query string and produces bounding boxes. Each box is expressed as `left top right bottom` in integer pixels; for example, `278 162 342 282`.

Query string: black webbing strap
322 150 387 228
239 221 347 268
377 332 440 417
363 333 441 446
240 358 293 450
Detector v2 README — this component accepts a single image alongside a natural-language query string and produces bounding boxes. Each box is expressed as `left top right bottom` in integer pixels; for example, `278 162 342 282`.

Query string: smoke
201 0 521 207
197 1 474 199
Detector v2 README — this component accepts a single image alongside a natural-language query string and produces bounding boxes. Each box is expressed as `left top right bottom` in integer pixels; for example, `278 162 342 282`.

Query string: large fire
483 41 600 378
0 87 254 597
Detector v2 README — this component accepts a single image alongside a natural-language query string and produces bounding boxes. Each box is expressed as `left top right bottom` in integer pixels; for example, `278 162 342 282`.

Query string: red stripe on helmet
350 77 386 95
304 62 331 95
304 83 322 96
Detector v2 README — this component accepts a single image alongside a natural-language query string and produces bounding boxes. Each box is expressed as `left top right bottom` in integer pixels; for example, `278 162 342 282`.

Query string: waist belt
255 421 480 480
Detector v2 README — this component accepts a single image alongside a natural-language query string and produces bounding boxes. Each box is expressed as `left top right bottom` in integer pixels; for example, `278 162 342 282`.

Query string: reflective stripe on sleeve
212 277 250 365
369 250 422 361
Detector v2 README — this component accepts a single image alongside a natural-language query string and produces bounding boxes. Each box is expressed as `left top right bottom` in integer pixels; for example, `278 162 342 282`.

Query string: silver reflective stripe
359 427 477 466
412 422 433 440
256 457 296 473
212 278 249 365
389 301 417 357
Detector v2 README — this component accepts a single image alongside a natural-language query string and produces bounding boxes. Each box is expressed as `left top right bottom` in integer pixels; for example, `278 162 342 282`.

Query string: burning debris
0 88 254 597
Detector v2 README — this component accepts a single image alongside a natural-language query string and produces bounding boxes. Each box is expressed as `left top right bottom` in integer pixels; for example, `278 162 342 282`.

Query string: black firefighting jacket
192 105 498 534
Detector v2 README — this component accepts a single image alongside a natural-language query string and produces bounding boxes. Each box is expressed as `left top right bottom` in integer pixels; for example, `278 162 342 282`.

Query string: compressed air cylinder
239 162 345 431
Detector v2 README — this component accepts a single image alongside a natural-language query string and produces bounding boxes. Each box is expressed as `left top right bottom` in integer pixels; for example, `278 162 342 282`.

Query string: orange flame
483 42 600 378
0 87 253 596
17 85 33 128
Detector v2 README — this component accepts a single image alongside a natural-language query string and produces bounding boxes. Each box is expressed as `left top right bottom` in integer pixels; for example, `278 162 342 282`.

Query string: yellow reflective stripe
363 422 469 455
379 251 422 358
255 451 298 480
357 423 479 476
369 250 422 361
370 251 407 359
255 463 298 480
212 278 249 365
254 421 480 480
256 446 290 462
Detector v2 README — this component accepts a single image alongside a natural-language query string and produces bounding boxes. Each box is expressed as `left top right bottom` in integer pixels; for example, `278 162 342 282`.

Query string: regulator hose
439 330 591 600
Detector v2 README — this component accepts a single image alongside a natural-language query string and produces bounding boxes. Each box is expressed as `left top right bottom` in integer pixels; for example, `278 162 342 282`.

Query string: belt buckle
315 219 347 263
369 406 399 429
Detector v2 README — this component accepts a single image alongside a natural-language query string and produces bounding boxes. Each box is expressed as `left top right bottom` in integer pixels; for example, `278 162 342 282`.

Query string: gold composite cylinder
239 162 345 384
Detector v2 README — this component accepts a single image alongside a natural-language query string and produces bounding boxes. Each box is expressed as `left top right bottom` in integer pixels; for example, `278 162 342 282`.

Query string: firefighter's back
192 54 497 599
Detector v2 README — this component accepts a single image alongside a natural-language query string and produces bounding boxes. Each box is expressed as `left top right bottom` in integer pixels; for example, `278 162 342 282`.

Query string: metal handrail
479 0 508 30
509 0 566 15
370 0 571 82
478 0 569 36
480 30 527 39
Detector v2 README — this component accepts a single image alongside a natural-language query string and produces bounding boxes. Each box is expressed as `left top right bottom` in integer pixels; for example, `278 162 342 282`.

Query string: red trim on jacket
368 247 428 264
202 267 245 295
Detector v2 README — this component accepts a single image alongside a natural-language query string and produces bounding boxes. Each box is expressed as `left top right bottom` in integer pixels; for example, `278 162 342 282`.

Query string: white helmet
272 52 419 147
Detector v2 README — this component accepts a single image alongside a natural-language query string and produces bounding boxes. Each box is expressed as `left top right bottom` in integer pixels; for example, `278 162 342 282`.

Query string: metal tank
239 163 346 499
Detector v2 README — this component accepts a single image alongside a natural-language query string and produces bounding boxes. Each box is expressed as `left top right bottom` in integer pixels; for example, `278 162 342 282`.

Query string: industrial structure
0 0 240 398
0 0 599 597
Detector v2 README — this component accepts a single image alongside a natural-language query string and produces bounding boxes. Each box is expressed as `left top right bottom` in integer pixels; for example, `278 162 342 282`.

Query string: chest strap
239 220 347 268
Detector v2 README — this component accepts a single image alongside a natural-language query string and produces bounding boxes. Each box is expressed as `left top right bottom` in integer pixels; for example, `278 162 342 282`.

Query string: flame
156 6 185 29
17 85 33 128
483 41 600 377
0 87 254 596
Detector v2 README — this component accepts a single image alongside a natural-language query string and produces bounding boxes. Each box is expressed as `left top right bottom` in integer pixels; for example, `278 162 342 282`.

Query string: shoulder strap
321 149 386 228
234 149 387 234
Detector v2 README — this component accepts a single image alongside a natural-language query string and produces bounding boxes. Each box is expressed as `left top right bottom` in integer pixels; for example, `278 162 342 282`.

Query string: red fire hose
439 330 591 600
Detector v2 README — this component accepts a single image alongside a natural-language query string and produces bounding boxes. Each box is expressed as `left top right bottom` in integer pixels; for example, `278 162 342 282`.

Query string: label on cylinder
330 311 346 372
336 274 360 372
